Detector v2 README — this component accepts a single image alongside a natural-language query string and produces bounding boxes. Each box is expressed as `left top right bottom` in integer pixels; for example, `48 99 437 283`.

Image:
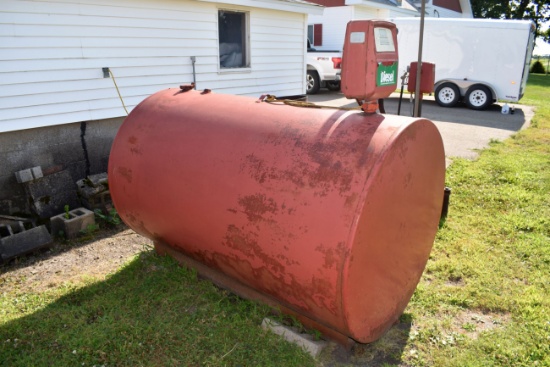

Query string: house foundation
0 117 124 216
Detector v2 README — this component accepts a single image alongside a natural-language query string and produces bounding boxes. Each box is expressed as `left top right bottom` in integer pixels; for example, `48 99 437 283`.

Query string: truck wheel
306 70 320 95
464 84 493 110
326 81 341 91
435 82 460 107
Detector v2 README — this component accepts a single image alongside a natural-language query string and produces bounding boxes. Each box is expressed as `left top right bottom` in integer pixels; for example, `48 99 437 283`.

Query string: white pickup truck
307 39 342 95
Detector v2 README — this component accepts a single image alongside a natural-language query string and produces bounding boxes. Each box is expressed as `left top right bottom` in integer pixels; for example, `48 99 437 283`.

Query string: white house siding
308 6 352 51
0 0 309 133
245 8 307 96
353 6 385 20
0 0 316 216
309 5 419 51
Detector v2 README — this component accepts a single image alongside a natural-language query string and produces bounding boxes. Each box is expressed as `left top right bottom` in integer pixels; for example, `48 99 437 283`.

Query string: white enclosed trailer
390 18 535 110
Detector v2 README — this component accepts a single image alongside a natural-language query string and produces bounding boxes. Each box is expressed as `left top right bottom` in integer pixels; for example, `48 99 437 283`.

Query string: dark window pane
219 11 246 68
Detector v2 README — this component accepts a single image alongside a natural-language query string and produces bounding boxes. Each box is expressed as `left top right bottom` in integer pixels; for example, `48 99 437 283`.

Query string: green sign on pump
376 62 398 86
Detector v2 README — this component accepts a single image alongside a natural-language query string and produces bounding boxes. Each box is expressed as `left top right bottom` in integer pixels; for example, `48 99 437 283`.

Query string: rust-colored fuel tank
108 87 445 344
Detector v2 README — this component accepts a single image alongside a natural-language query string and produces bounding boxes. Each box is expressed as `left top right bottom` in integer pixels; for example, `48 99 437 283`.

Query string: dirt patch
0 225 153 293
449 309 511 340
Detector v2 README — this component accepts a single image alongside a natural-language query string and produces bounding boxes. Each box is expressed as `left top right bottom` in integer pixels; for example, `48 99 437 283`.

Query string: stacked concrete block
24 170 80 219
50 207 96 239
0 216 52 263
14 166 43 183
76 172 112 213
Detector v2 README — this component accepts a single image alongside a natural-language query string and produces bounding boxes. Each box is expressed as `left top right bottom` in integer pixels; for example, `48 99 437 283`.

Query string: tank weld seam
323 111 354 143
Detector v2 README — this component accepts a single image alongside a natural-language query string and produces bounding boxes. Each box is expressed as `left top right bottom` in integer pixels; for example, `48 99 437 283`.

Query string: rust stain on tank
307 141 355 196
316 242 349 270
265 125 308 147
242 154 269 184
195 249 338 315
316 244 338 269
403 172 413 188
126 212 137 225
117 167 133 183
310 277 337 312
124 212 152 238
238 194 278 222
276 253 300 267
242 139 357 196
223 224 285 274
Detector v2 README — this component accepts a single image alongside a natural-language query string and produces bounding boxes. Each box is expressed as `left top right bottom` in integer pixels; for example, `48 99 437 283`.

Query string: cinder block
25 170 80 218
50 207 95 239
15 169 34 183
80 190 112 214
76 173 111 212
261 318 327 358
76 176 107 199
14 166 43 183
0 224 53 263
87 172 108 187
31 166 43 179
0 224 13 237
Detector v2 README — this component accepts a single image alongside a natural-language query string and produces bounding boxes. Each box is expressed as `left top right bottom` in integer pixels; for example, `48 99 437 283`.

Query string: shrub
530 60 546 74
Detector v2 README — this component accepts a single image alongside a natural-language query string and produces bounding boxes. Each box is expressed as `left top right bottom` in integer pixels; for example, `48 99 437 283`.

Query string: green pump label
376 62 398 87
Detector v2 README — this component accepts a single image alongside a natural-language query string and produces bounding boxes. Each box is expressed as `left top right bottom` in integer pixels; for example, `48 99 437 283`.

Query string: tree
471 0 550 40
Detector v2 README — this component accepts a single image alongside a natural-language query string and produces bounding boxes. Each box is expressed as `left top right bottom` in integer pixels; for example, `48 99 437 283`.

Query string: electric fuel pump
341 20 399 113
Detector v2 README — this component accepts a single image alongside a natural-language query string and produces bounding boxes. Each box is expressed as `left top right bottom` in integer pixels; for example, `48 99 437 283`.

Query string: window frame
217 8 251 72
308 23 323 47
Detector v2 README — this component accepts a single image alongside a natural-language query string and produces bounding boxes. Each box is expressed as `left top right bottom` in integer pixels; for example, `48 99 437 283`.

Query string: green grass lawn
0 250 316 367
396 74 550 366
1 75 549 367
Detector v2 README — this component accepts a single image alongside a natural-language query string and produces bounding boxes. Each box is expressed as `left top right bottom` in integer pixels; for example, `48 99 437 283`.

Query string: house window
218 10 249 69
308 24 323 47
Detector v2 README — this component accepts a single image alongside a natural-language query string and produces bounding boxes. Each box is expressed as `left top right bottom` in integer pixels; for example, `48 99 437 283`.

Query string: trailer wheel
435 82 460 107
306 70 320 95
465 84 493 110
